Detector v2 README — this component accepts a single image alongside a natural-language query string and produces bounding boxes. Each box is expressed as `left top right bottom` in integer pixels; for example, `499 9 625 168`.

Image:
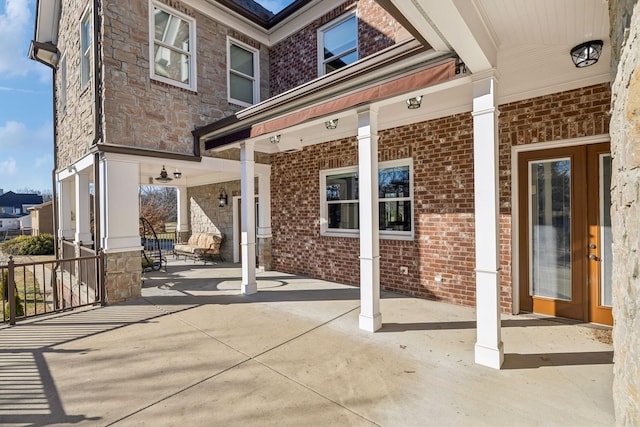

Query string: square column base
242 282 257 295
359 313 382 332
474 341 504 369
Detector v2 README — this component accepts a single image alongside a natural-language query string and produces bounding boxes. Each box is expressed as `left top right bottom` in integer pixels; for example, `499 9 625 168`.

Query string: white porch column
257 173 271 239
257 172 272 270
176 186 189 239
99 157 141 252
472 71 504 369
58 178 74 240
357 107 382 332
240 141 257 295
74 171 93 245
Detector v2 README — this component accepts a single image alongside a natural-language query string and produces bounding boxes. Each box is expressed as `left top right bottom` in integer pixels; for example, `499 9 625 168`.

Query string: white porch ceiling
392 0 611 103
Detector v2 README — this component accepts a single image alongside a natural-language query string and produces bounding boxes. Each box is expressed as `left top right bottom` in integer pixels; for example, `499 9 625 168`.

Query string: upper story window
80 8 92 87
227 38 259 106
320 158 413 239
318 12 358 76
149 1 197 91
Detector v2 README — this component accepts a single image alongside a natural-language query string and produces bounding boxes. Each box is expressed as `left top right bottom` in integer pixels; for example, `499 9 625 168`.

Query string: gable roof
0 191 44 209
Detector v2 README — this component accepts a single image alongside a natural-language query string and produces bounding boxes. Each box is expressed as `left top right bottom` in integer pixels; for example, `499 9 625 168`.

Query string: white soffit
391 0 611 103
474 0 611 103
35 0 61 44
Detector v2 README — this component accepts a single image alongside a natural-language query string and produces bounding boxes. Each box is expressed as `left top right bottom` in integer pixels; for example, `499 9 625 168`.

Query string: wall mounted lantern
218 188 228 207
570 40 603 68
269 134 281 144
406 96 423 109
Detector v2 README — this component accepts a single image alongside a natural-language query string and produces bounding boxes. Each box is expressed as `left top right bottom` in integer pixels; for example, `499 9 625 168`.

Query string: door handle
588 243 596 249
589 254 600 261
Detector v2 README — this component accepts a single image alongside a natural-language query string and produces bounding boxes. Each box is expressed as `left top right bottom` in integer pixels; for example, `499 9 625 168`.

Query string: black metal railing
0 250 105 325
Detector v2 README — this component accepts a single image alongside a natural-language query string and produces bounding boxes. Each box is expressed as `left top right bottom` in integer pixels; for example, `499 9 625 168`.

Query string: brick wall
269 0 408 96
271 83 611 311
272 114 478 307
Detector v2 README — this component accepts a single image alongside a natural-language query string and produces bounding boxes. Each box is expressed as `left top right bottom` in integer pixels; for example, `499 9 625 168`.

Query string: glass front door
518 143 612 325
518 146 586 320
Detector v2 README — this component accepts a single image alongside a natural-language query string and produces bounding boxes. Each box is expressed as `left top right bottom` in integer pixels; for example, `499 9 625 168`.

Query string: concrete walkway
0 261 614 426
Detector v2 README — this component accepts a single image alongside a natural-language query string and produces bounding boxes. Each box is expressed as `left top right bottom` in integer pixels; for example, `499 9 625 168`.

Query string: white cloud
0 157 17 175
0 85 42 94
0 120 52 150
0 0 43 79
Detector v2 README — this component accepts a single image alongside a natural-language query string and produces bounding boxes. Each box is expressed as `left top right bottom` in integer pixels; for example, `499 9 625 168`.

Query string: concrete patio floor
0 260 614 426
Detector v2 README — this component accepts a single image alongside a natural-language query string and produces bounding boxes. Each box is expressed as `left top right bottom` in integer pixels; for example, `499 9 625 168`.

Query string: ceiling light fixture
155 165 173 183
173 169 182 179
570 40 603 68
269 135 281 144
406 96 423 109
325 119 339 129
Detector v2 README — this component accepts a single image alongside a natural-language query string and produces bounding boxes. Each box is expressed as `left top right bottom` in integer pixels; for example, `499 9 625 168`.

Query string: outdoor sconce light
269 134 281 144
218 188 228 207
173 169 182 179
324 119 339 129
155 165 173 183
570 40 603 68
406 95 422 109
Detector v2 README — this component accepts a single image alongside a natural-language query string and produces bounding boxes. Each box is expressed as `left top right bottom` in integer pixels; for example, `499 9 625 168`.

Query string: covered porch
0 260 614 425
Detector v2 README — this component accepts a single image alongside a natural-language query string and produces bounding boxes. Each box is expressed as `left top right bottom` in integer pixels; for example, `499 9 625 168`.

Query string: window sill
321 230 414 241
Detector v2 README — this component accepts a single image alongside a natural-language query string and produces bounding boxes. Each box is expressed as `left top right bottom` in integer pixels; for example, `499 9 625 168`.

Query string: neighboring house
0 191 44 216
27 0 637 406
0 213 22 232
28 201 55 236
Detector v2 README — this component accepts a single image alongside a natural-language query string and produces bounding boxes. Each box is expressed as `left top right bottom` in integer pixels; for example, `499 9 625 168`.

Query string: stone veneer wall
269 0 409 96
54 0 99 167
610 1 640 424
101 0 269 155
188 181 240 262
104 250 142 303
271 84 610 312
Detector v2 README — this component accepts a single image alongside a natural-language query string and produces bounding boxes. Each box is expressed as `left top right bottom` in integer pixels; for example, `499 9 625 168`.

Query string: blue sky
0 0 293 195
0 0 53 194
256 0 295 14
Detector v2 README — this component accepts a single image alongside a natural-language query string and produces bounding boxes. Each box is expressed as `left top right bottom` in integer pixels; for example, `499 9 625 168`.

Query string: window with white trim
320 159 413 239
227 38 259 106
318 11 358 76
80 8 91 86
149 1 197 91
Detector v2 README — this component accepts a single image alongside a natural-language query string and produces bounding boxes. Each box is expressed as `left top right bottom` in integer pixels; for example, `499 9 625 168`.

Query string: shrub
0 234 54 255
3 295 24 320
